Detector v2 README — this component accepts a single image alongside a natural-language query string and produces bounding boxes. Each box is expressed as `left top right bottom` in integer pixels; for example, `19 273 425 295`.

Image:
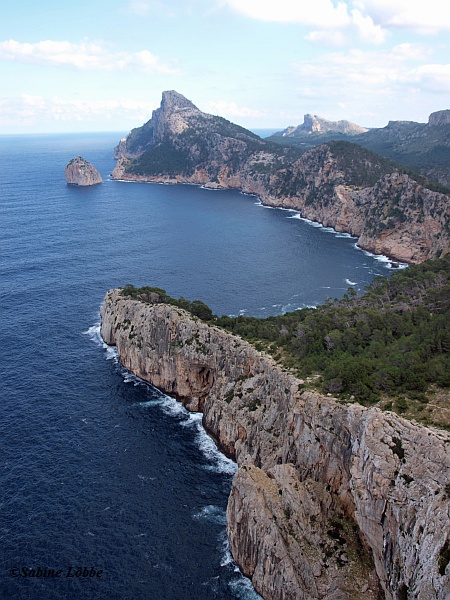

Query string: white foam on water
186 414 237 475
229 577 264 600
335 232 354 238
83 322 118 361
219 531 235 568
123 371 143 385
152 394 190 418
193 504 227 525
345 279 357 286
354 244 408 270
301 217 323 227
218 531 263 599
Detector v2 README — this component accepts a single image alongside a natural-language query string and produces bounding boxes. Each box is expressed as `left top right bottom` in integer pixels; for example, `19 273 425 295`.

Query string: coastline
110 174 411 268
100 290 450 599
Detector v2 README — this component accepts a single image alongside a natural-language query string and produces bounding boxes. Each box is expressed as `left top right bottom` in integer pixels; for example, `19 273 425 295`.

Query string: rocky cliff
101 288 450 600
112 92 450 264
270 109 450 188
274 114 369 138
65 156 103 186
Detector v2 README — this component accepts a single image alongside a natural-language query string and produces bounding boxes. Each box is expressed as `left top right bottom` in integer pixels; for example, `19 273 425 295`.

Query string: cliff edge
101 289 450 600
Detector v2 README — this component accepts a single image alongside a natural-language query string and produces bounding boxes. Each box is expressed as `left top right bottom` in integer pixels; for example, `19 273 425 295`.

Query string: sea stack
65 156 103 186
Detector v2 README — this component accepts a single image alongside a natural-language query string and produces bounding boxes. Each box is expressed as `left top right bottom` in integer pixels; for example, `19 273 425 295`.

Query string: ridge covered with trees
120 254 450 429
216 255 450 427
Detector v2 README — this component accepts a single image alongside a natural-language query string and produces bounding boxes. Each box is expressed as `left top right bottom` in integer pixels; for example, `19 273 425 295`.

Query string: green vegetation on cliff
215 255 450 422
119 284 213 321
120 255 450 427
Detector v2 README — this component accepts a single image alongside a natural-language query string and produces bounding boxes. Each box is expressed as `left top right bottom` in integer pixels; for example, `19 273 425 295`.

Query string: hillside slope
268 110 450 188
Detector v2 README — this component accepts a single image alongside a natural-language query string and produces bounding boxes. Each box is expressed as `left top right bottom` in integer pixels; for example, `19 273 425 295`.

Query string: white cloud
0 95 156 128
351 9 386 44
354 0 450 34
127 1 152 16
223 0 450 38
0 39 178 74
207 100 267 119
410 64 450 93
305 30 347 47
290 44 450 123
223 0 351 28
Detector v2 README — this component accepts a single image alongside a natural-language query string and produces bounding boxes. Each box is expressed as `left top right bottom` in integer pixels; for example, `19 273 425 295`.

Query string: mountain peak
160 90 198 113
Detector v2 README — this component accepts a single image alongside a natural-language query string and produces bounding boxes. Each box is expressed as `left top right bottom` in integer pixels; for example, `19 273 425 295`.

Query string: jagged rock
65 156 102 186
100 289 450 600
112 91 450 264
275 114 369 137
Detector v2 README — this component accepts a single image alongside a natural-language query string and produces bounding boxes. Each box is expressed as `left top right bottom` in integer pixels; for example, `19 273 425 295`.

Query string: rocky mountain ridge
270 109 450 187
273 114 369 138
100 289 450 600
112 91 450 264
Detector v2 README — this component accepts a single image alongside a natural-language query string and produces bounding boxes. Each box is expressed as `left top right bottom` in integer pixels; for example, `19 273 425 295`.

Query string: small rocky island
65 156 102 186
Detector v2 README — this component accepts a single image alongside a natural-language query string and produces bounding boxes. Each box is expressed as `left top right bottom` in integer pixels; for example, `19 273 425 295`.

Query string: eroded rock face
100 289 450 600
65 156 103 186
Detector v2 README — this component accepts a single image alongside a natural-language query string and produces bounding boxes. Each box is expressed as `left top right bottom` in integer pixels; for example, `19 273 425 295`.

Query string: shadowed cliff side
101 289 450 600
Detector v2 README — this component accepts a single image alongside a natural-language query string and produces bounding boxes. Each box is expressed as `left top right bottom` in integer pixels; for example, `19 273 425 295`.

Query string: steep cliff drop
100 289 450 600
65 156 103 186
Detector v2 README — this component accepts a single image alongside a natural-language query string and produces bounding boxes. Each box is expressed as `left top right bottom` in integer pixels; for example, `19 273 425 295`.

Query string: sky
1 0 449 133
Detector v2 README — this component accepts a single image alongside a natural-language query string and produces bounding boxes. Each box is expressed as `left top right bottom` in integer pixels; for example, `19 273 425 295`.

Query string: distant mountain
268 110 450 187
113 91 450 264
113 90 266 174
273 114 369 138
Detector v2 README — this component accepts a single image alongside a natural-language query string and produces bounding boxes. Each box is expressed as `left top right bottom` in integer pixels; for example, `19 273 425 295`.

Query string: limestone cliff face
112 92 449 264
65 156 102 186
101 289 450 600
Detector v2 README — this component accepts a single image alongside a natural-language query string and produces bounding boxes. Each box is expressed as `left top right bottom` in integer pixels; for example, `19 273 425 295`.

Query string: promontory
100 285 450 599
111 90 450 265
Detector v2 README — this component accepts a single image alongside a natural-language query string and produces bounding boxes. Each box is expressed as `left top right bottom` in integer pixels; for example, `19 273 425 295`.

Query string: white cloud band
0 39 178 73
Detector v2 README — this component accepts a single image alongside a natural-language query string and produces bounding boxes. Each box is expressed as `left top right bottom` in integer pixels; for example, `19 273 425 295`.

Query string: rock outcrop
112 92 450 264
429 110 450 127
100 289 450 600
65 156 103 186
274 114 369 137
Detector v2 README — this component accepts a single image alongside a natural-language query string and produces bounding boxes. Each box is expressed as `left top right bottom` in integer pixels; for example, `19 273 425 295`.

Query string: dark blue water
0 133 397 600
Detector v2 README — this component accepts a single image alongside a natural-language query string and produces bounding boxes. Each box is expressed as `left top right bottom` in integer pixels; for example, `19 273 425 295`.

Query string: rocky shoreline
100 289 450 599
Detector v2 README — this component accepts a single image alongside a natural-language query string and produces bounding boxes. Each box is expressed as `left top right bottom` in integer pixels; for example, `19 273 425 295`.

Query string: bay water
0 132 395 599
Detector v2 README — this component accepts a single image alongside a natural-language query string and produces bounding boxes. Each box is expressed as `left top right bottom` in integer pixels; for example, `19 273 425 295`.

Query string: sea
0 131 400 600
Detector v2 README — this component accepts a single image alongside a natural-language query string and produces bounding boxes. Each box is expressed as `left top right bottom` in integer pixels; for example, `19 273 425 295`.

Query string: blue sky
1 0 449 133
